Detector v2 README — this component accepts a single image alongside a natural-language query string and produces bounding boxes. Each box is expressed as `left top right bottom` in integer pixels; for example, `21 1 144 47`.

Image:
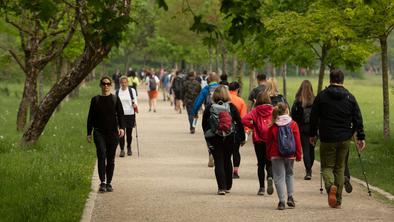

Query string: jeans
93 130 119 184
272 158 294 203
320 140 350 203
253 142 272 188
186 103 194 129
211 136 235 190
300 132 315 171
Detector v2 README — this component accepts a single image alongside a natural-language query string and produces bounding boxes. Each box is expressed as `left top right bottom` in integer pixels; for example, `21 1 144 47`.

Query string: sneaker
225 190 231 193
233 172 240 179
344 177 353 193
328 185 337 208
217 190 226 195
257 187 265 196
127 147 132 156
208 154 214 167
119 149 125 157
190 127 195 134
277 202 285 210
287 196 295 208
267 177 274 195
98 183 106 193
106 184 113 192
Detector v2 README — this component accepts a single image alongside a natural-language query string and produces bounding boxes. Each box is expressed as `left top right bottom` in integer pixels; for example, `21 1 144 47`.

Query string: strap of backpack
128 87 135 104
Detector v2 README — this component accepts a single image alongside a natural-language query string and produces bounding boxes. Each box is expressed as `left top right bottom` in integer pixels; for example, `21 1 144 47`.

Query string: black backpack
303 106 312 124
149 76 157 91
172 77 184 92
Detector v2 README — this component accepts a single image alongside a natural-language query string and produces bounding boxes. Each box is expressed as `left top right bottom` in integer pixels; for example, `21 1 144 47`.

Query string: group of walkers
86 67 366 210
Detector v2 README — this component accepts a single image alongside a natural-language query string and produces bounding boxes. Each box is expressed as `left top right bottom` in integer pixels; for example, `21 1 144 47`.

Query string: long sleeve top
191 82 219 116
87 94 125 135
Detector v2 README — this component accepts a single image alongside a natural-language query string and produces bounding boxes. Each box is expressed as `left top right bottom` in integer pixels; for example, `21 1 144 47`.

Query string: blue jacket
192 82 219 116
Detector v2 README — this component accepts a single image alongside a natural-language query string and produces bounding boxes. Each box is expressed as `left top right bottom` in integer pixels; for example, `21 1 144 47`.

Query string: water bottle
192 118 198 127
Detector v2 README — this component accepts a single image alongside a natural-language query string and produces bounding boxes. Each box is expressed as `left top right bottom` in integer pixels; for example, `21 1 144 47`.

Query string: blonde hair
272 102 288 124
255 91 271 106
295 80 315 107
265 78 279 97
120 75 128 82
212 85 231 103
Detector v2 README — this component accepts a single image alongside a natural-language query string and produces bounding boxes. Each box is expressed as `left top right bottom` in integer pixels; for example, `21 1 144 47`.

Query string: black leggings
211 136 235 190
120 127 133 150
253 142 272 188
93 130 119 184
232 141 241 168
300 132 315 171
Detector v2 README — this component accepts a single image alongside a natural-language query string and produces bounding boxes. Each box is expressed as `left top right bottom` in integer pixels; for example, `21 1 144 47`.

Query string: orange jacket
229 90 249 133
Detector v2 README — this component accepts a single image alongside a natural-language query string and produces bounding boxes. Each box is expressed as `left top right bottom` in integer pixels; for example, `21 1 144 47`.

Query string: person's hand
240 141 246 146
309 136 317 146
87 135 92 143
356 140 366 153
119 129 125 137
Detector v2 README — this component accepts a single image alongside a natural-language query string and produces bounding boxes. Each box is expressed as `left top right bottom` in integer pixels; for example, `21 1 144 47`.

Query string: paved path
89 91 394 222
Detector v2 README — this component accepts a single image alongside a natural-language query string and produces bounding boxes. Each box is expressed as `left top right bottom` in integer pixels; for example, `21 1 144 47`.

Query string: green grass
0 82 97 221
240 75 394 196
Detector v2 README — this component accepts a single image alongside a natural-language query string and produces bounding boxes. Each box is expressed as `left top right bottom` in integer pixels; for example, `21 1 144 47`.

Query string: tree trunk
232 55 238 78
209 47 213 73
22 45 112 144
236 60 245 97
249 68 256 93
16 69 39 131
216 45 222 75
317 44 328 93
271 64 276 78
380 36 390 139
282 64 287 99
221 44 228 75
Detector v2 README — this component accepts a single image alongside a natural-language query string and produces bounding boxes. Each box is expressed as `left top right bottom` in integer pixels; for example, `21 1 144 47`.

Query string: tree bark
380 36 390 139
215 45 222 75
317 44 328 93
236 60 245 97
232 55 238 77
282 64 287 99
221 44 228 75
209 47 213 73
249 68 256 93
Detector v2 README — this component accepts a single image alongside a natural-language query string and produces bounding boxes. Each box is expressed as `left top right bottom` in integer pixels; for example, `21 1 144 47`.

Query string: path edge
80 164 98 222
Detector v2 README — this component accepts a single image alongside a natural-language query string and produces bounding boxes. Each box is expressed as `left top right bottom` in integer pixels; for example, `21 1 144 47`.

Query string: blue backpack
278 123 296 157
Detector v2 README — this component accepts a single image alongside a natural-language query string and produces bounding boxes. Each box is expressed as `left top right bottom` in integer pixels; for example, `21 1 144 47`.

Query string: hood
326 85 348 100
275 114 292 126
254 104 273 117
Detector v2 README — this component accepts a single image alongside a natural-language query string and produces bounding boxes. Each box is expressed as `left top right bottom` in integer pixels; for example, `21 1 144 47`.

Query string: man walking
309 69 366 208
247 73 267 111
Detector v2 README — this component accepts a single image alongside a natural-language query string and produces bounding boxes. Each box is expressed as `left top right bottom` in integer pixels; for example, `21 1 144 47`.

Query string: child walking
267 102 302 210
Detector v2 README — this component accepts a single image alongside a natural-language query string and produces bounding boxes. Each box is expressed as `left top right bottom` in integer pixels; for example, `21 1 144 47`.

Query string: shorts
148 90 158 99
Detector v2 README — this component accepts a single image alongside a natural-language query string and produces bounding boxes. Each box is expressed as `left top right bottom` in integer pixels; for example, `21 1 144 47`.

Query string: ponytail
271 102 288 124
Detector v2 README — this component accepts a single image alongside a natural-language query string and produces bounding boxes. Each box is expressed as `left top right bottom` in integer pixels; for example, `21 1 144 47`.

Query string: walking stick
356 148 371 196
135 120 140 157
320 167 323 194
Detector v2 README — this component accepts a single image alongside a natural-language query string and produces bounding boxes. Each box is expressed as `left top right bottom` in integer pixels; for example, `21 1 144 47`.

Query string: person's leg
271 158 286 205
334 140 350 205
254 142 265 191
93 130 106 184
224 138 234 190
152 97 157 112
261 142 273 194
320 142 337 193
211 143 226 191
119 130 126 150
284 159 295 199
300 132 311 172
233 141 241 177
344 148 352 193
105 132 119 185
186 104 194 129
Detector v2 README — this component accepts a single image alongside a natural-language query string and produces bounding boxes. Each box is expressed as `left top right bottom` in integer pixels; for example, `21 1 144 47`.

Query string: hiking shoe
277 202 285 210
190 127 195 134
217 190 226 195
257 187 265 196
106 184 113 192
127 147 132 156
334 201 342 209
208 154 214 167
119 149 125 157
344 177 353 193
287 196 295 208
225 190 231 193
267 177 274 195
328 185 337 208
98 183 106 193
233 172 240 179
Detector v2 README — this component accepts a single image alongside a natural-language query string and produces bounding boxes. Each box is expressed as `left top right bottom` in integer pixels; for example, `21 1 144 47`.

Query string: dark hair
272 102 288 124
220 73 228 81
295 80 315 107
255 91 271 106
228 81 240 91
203 70 208 75
330 69 344 84
212 85 231 103
256 73 267 81
100 76 112 84
175 70 181 76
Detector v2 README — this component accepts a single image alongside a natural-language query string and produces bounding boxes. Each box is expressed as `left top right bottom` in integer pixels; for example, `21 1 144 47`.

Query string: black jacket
202 103 246 145
309 85 365 143
291 99 312 133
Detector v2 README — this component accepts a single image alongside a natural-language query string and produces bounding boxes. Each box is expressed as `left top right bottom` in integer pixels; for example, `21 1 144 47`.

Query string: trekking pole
135 120 140 157
320 167 323 194
356 147 371 196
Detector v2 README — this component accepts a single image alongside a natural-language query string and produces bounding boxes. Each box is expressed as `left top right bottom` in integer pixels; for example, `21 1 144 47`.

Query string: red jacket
267 120 302 161
241 104 273 143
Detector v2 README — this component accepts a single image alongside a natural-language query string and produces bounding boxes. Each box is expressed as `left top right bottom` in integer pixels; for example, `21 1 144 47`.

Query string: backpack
204 84 219 106
204 101 235 138
200 76 208 88
172 77 184 92
149 76 157 91
116 87 135 103
302 106 312 124
277 123 296 157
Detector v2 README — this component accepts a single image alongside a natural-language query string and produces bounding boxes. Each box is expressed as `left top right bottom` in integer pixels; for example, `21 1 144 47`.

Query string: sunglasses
101 82 111 86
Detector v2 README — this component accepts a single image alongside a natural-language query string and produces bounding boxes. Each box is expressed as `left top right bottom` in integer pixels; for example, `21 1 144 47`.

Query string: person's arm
192 86 208 116
116 96 125 130
290 100 301 124
201 105 211 133
231 104 245 142
87 97 95 136
309 94 320 140
292 122 302 161
351 95 366 152
241 109 255 129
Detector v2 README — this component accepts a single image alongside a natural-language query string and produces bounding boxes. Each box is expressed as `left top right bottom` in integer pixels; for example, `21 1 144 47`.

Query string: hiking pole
135 120 140 157
356 148 371 196
320 167 323 194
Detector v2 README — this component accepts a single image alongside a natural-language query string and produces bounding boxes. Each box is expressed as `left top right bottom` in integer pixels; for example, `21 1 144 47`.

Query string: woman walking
265 78 288 107
87 76 125 192
242 92 274 195
202 86 245 195
290 80 315 180
267 102 302 210
145 71 160 112
183 71 201 134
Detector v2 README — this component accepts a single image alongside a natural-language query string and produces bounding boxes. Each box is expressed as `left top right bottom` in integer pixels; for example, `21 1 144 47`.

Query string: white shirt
118 87 138 115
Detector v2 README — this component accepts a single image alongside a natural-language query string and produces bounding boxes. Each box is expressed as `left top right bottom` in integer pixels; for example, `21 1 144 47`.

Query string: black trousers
300 132 315 171
211 136 235 190
93 130 119 184
120 115 135 150
232 141 241 168
253 142 272 188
